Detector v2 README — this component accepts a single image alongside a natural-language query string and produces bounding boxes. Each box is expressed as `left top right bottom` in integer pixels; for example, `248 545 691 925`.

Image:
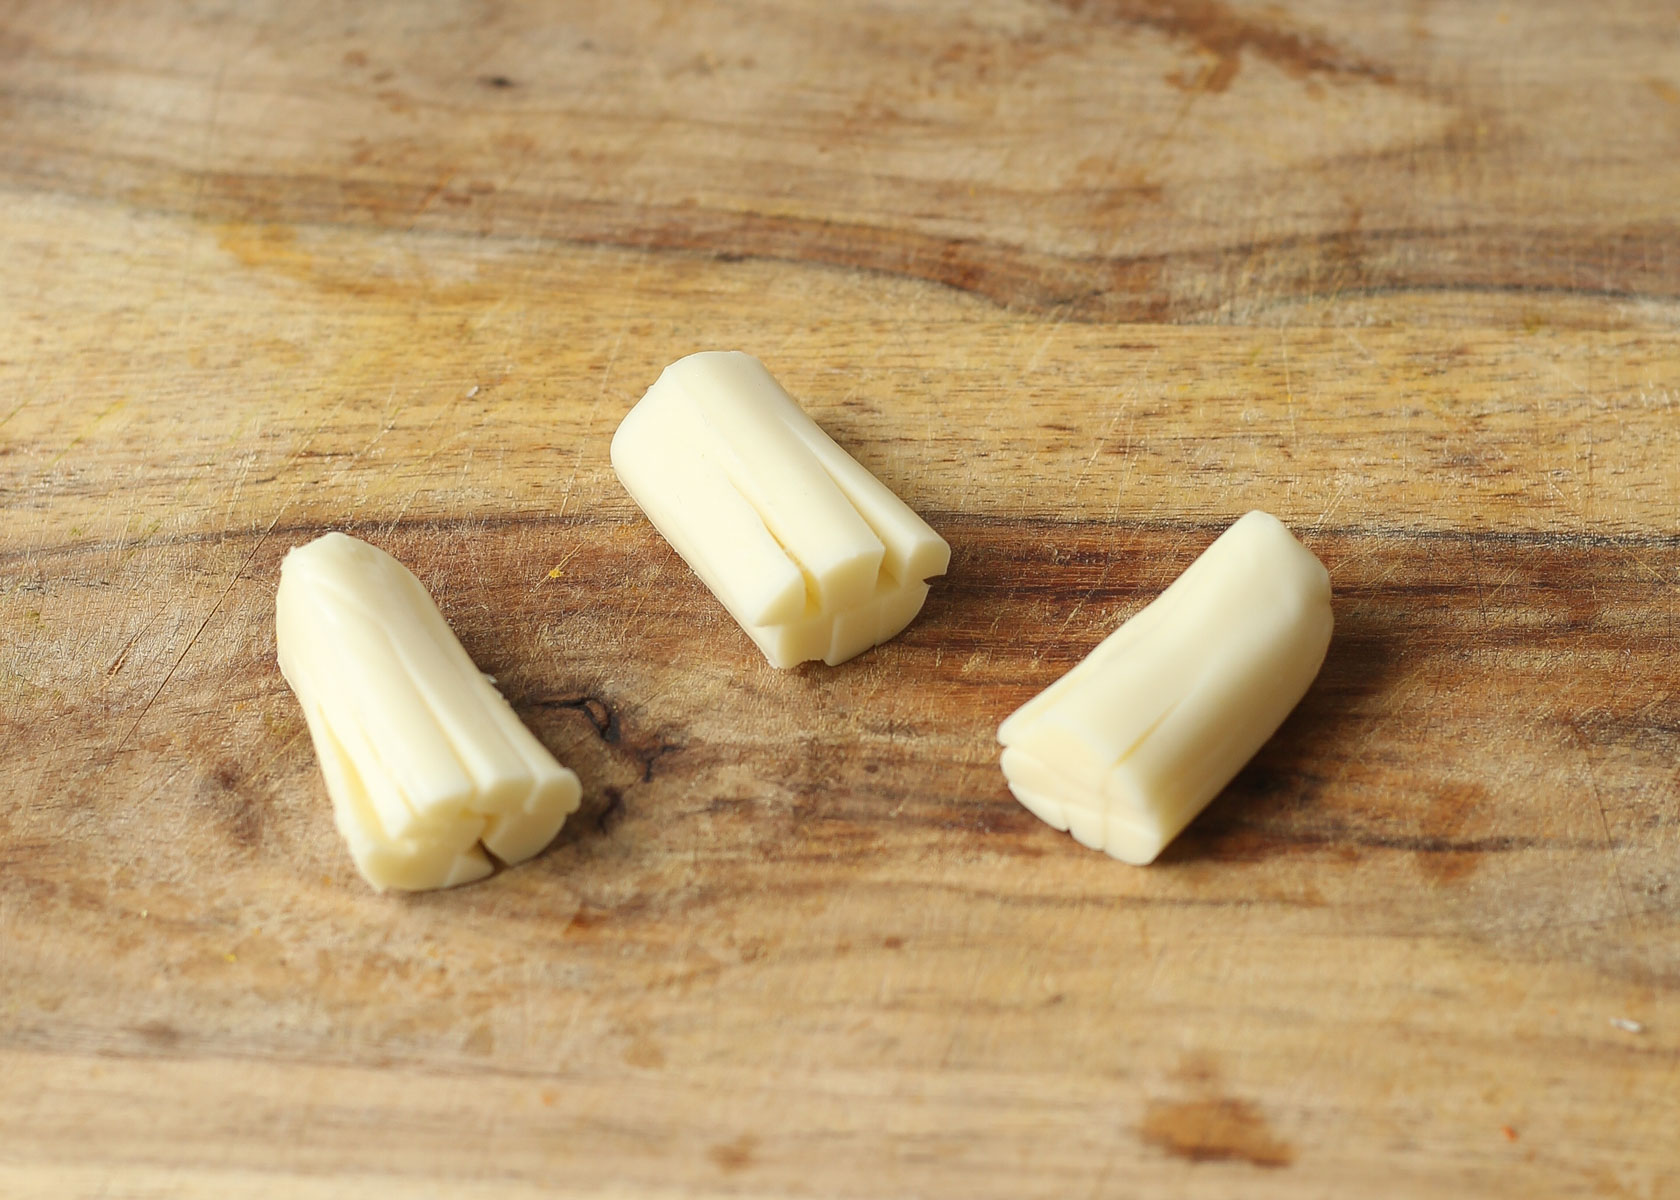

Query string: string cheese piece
275 533 581 891
998 511 1332 864
611 351 951 667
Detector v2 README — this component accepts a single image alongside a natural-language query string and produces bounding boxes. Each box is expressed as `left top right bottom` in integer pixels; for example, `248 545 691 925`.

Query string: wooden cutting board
3 1 1677 1196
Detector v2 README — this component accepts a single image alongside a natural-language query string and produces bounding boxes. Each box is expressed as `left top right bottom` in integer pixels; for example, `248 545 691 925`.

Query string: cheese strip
275 533 581 891
611 351 950 667
998 511 1332 864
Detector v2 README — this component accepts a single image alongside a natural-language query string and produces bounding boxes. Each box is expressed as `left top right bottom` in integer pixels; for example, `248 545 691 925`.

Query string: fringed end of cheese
277 533 582 892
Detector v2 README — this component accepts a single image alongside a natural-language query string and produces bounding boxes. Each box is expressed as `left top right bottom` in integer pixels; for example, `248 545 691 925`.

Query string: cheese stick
998 511 1332 864
276 533 581 890
612 351 950 667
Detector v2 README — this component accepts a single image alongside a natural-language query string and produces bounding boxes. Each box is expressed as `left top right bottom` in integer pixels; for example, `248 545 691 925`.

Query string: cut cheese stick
998 511 1332 864
275 533 581 891
612 351 950 667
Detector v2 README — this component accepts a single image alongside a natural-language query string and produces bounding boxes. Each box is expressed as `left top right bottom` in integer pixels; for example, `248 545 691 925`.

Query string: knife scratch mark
108 395 344 757
109 513 276 759
1567 718 1636 934
555 247 651 521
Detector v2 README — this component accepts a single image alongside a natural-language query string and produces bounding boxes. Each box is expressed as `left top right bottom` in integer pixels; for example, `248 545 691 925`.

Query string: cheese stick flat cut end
276 533 582 892
998 511 1332 865
744 576 932 669
612 351 949 668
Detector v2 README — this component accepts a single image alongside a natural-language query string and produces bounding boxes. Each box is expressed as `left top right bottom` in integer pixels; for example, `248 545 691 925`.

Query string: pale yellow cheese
276 533 581 891
612 352 950 667
998 511 1333 864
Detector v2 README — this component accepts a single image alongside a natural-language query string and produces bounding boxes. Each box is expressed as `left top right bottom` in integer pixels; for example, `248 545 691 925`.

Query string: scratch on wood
1566 718 1637 933
104 632 139 678
108 513 278 759
46 400 126 467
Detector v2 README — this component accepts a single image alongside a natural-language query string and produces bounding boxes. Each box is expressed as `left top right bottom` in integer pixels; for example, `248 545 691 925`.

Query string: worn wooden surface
2 1 1678 1196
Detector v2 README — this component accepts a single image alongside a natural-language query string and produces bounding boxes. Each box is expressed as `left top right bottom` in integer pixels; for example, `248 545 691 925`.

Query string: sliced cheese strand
612 351 950 667
275 533 581 891
998 511 1333 864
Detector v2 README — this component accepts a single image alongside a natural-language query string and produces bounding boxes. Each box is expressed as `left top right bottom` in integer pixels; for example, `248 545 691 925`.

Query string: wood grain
4 0 1678 327
2 1 1678 1197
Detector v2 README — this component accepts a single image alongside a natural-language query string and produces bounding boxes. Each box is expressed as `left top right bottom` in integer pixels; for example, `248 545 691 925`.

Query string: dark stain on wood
1057 0 1396 92
596 786 626 834
1415 781 1487 883
201 760 263 849
526 689 680 784
131 1019 181 1048
1140 1096 1296 1167
708 1133 758 1173
564 905 610 935
533 692 620 743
